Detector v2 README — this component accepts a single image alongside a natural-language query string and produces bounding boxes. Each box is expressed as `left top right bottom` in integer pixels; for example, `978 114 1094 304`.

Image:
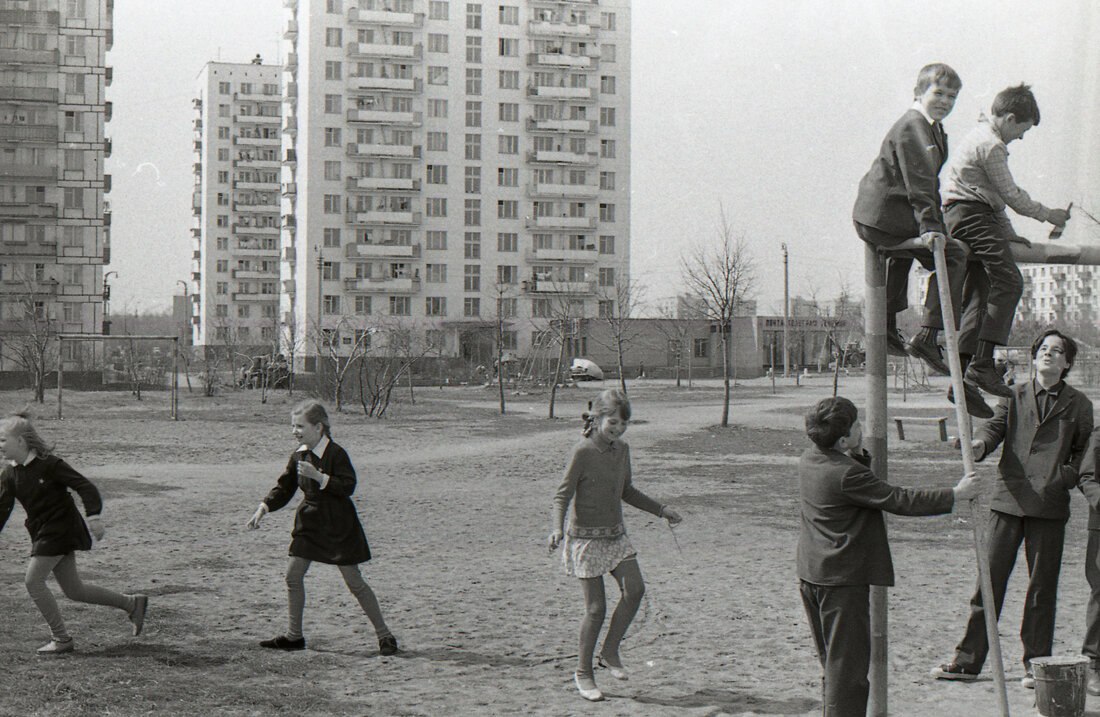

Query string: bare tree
594 272 644 393
534 271 589 420
357 318 436 417
680 206 757 426
487 280 522 414
1 274 58 403
652 301 692 388
804 281 864 396
311 315 374 412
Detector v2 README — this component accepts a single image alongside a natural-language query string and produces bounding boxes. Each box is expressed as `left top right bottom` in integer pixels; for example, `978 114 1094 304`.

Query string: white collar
911 101 935 125
300 435 330 459
9 449 38 467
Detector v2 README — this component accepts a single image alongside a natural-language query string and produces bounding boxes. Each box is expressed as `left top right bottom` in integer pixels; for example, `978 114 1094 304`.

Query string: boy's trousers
945 201 1024 354
800 581 870 717
1083 530 1100 668
953 511 1065 671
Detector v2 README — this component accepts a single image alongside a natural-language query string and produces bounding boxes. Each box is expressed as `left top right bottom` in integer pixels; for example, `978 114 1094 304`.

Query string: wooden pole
172 337 179 421
931 237 1010 716
864 245 889 716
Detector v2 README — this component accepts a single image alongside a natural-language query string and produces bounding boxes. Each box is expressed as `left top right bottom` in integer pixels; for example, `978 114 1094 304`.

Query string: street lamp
102 270 118 335
177 280 190 344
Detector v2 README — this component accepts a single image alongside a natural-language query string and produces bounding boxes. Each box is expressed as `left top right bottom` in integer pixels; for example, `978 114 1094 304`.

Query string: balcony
192 250 201 260
193 161 202 175
345 242 422 260
282 278 295 292
231 269 278 279
525 215 597 230
0 241 58 257
235 134 281 147
0 86 58 103
526 182 599 199
525 117 597 134
350 210 422 226
235 114 281 125
282 213 296 229
348 7 424 26
0 202 58 219
347 75 422 93
285 82 298 99
347 108 422 126
105 28 113 50
346 142 421 159
103 173 111 192
191 270 201 281
232 241 278 255
526 149 599 166
104 101 112 122
0 124 58 142
527 52 597 70
104 66 113 86
233 291 278 302
346 176 421 192
527 246 599 263
283 19 298 40
283 0 296 7
0 163 57 179
526 85 596 102
234 179 275 190
0 9 60 25
233 157 281 169
347 42 422 60
285 149 297 165
281 182 297 195
282 116 297 135
0 48 59 65
104 138 112 156
233 202 279 214
528 19 596 38
343 276 421 293
525 277 596 294
285 52 297 70
232 224 280 236
283 246 297 262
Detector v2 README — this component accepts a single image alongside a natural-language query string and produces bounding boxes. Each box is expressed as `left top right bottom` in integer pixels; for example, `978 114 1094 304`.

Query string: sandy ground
0 375 1099 716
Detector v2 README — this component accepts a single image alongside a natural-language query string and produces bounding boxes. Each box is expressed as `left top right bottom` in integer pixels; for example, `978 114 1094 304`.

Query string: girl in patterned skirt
548 389 682 701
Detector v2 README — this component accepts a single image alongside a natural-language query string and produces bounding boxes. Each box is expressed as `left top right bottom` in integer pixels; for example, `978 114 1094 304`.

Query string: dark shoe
886 329 908 357
907 336 951 376
965 359 1013 399
260 635 305 651
948 382 994 419
378 634 398 656
37 639 75 656
930 661 979 681
128 595 148 636
1088 667 1100 697
1021 669 1035 689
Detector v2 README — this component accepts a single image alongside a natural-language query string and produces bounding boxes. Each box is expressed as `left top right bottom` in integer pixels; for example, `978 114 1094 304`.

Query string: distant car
570 358 604 382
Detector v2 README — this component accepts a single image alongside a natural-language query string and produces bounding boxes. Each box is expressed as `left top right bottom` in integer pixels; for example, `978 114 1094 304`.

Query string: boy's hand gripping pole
930 234 1011 717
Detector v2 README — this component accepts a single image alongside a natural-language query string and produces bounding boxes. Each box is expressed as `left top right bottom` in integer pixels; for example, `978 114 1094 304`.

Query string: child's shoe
259 635 306 650
965 359 1013 398
128 595 148 636
378 634 398 656
574 672 605 701
37 638 74 656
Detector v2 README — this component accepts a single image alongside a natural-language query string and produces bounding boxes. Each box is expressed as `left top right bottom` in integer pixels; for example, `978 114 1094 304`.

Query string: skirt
561 533 637 579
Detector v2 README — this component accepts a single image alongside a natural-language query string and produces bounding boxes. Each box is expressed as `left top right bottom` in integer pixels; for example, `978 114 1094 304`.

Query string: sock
886 315 897 332
960 353 972 373
975 340 997 360
376 628 393 640
917 327 939 344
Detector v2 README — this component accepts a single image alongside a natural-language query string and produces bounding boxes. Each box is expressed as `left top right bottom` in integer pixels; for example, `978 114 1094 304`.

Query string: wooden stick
931 236 1010 717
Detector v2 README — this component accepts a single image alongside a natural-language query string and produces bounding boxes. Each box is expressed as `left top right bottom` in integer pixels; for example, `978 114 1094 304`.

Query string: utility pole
782 243 790 378
102 270 117 335
176 279 189 344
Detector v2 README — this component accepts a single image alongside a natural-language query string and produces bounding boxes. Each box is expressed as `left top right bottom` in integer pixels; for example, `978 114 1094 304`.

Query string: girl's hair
0 411 54 457
581 389 631 437
292 400 332 437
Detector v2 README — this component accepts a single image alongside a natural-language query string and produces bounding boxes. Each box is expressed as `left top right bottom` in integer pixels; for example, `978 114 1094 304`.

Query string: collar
1033 378 1063 397
590 432 617 453
302 435 330 459
8 450 38 467
911 101 935 125
978 112 1009 152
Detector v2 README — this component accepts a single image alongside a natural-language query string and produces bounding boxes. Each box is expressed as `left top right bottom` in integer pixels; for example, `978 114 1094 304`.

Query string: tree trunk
616 334 627 394
548 330 567 419
497 335 506 415
721 332 731 427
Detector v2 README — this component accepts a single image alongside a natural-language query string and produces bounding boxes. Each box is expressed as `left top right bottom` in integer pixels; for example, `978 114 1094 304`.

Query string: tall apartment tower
191 59 283 350
0 0 112 369
281 0 630 370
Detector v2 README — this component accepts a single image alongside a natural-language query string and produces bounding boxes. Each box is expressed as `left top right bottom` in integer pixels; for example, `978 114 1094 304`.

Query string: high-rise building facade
1018 265 1097 327
0 0 112 369
191 59 283 350
282 0 630 369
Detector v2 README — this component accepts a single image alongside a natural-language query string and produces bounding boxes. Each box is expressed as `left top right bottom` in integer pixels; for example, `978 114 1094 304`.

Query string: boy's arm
1061 403 1095 489
973 397 1010 458
841 464 955 516
1077 430 1100 511
895 118 947 235
982 144 1053 222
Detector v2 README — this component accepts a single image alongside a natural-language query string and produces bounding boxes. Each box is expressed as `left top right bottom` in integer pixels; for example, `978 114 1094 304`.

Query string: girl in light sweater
549 389 682 702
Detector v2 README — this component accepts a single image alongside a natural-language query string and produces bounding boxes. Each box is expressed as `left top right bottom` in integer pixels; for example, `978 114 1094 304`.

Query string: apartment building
1018 264 1097 327
191 58 283 350
282 0 630 370
0 0 112 369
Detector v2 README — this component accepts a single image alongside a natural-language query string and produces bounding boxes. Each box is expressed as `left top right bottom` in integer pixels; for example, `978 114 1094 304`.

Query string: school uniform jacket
0 455 101 556
976 381 1094 521
796 445 955 587
262 439 371 565
1077 430 1100 529
853 108 949 238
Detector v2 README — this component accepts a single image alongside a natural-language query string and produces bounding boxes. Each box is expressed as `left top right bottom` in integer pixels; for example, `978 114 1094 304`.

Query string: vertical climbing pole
864 245 889 716
932 237 1010 717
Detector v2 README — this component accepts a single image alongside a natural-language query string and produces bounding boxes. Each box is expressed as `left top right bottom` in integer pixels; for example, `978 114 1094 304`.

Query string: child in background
941 84 1072 401
798 396 978 716
852 63 969 383
247 400 398 656
549 389 682 702
0 412 148 655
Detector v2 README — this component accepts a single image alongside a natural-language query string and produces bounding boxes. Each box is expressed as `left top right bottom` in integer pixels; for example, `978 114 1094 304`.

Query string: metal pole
782 243 790 378
864 245 888 716
172 337 179 421
931 238 1011 717
56 336 64 420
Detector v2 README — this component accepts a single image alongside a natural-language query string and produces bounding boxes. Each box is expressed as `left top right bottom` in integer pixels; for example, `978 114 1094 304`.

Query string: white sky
106 0 1100 314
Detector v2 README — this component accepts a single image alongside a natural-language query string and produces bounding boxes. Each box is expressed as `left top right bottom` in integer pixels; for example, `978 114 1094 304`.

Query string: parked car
570 358 604 382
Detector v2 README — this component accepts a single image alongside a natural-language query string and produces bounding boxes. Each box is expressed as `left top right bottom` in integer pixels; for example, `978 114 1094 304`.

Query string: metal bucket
1031 655 1089 717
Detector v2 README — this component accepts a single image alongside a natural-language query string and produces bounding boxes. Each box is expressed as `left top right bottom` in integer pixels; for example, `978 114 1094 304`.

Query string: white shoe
574 672 605 701
598 654 629 680
37 639 74 655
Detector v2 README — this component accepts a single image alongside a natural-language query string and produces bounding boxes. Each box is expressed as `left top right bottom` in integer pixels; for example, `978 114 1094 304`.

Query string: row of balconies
0 163 57 179
0 9 59 25
0 48 59 65
346 210 423 226
527 181 599 199
346 142 422 159
231 268 279 279
0 202 58 218
0 86 58 103
528 19 597 38
233 223 280 235
343 275 421 294
526 215 598 230
0 124 59 142
234 114 280 125
233 291 278 302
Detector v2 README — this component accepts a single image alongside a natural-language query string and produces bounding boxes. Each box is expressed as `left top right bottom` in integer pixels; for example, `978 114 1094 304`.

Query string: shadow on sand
629 687 818 714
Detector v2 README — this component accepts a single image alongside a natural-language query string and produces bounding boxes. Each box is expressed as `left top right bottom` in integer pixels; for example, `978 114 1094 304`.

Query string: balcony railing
235 114 281 125
345 242 421 259
525 117 597 134
235 134 281 146
283 20 298 40
0 9 60 25
347 75 422 93
526 85 596 101
524 215 597 230
232 224 280 235
346 41 422 60
231 269 279 279
524 278 596 294
350 210 422 225
0 86 58 103
233 291 279 302
348 7 424 26
526 181 599 199
0 163 57 179
527 19 596 38
525 149 599 166
343 276 421 293
0 202 58 219
0 48 59 65
346 176 421 192
526 246 599 263
347 108 422 126
526 52 597 70
346 142 421 159
0 125 58 142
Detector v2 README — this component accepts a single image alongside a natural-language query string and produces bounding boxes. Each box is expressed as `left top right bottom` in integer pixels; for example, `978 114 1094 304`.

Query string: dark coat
1077 430 1100 529
796 445 955 587
853 108 948 238
0 455 101 556
976 381 1093 520
262 440 371 565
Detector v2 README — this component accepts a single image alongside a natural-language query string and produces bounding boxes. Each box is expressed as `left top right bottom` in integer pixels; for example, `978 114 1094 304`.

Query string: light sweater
552 433 664 538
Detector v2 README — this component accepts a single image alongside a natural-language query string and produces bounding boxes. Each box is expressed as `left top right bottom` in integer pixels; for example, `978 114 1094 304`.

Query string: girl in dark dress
0 413 148 655
247 400 397 655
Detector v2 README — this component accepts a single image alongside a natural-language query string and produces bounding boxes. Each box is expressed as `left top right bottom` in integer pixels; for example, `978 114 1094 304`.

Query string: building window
464 199 481 226
428 34 449 53
464 166 481 194
389 296 411 316
497 135 518 154
324 61 342 80
599 203 615 222
326 0 342 12
324 127 342 146
465 35 482 63
600 76 616 94
497 200 517 219
323 195 342 214
425 297 447 316
322 261 341 281
354 296 371 315
497 232 517 252
218 81 231 95
499 70 519 90
497 265 517 284
324 161 342 181
426 198 448 217
428 66 449 85
600 107 616 127
426 230 447 250
599 235 615 255
464 133 481 160
599 300 615 318
429 0 448 20
498 103 518 122
531 298 551 318
427 99 448 118
426 264 447 283
602 44 616 63
324 94 342 114
426 132 448 151
499 5 518 24
464 297 481 317
464 232 481 259
598 267 615 286
217 147 229 161
600 139 616 159
216 259 229 272
601 12 616 30
216 281 229 295
466 68 482 95
464 264 481 291
466 3 482 29
694 337 709 359
323 228 342 247
599 172 615 191
498 38 519 56
63 186 84 209
465 101 482 127
64 111 83 132
326 27 343 47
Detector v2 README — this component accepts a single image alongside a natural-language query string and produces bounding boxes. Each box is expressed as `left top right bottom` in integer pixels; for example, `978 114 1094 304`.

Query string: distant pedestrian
0 412 148 655
548 389 682 702
247 400 397 656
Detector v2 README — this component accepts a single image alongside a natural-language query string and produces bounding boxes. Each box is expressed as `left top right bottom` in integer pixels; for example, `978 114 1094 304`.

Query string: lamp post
176 279 190 344
102 270 118 335
781 244 789 377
